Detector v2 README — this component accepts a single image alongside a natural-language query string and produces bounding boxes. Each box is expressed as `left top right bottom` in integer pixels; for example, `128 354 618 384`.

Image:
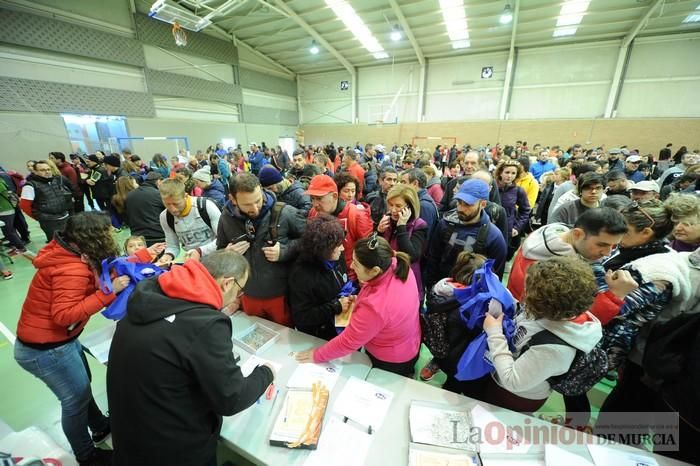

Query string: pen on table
269 389 280 413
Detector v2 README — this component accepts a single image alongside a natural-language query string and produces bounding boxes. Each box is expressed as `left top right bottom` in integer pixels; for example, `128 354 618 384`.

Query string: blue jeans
14 338 108 460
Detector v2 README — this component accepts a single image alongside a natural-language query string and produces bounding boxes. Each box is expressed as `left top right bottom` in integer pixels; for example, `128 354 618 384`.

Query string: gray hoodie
521 223 574 260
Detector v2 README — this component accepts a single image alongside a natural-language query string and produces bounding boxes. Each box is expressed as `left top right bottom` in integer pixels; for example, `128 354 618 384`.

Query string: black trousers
39 216 69 242
14 207 30 242
367 351 419 378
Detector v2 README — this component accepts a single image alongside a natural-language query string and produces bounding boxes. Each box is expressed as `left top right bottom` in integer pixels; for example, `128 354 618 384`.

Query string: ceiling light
390 25 402 42
439 0 470 49
683 4 700 23
325 0 388 59
309 40 320 55
500 4 513 24
553 0 590 37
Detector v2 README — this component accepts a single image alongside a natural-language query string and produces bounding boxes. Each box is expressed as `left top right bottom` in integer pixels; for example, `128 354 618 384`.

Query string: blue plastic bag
453 259 517 381
99 257 164 320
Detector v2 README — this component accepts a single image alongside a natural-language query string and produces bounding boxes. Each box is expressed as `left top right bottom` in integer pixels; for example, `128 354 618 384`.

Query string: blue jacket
626 169 645 183
217 159 230 180
417 188 439 240
530 160 555 182
202 179 226 207
249 151 265 174
426 209 507 287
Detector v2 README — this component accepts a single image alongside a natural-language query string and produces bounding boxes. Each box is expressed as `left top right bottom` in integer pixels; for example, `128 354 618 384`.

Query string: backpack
166 197 213 232
523 330 609 396
643 312 700 383
267 201 286 244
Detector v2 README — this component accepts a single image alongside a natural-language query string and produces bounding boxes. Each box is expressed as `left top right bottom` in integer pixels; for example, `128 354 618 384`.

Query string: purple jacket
498 184 531 235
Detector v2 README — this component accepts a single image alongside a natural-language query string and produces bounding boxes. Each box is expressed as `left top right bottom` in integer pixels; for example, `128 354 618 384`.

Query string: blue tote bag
452 259 517 381
99 257 164 320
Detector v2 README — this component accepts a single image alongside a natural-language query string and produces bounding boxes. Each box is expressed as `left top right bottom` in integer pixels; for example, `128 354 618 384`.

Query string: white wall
299 32 700 124
616 34 700 118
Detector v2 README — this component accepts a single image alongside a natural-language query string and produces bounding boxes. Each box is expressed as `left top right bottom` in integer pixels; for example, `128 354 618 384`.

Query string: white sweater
485 311 602 400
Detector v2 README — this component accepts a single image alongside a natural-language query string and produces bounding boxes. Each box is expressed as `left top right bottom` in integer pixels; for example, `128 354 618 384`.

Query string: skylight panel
439 0 470 49
325 0 388 59
683 4 700 23
553 0 591 37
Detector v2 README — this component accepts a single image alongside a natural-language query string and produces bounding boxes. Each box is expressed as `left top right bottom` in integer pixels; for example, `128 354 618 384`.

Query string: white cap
626 155 642 163
631 180 659 193
375 144 385 152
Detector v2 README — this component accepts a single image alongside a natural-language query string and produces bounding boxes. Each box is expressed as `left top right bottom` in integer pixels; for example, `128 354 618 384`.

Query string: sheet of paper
287 361 342 392
408 443 479 466
480 457 544 466
239 355 281 378
470 404 531 454
409 401 475 451
304 417 372 466
587 444 658 466
545 444 593 466
332 376 394 431
270 390 314 443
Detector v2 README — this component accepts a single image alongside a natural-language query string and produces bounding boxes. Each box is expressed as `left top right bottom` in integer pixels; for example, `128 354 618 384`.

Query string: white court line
0 321 16 346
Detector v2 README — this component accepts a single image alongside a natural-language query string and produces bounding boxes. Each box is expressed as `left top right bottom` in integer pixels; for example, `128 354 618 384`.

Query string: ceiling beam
250 0 290 18
622 0 665 47
604 0 665 118
499 0 520 120
269 0 354 74
387 0 424 65
232 33 296 77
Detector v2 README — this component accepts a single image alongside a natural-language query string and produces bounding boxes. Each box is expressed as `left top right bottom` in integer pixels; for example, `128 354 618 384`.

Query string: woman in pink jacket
296 234 421 376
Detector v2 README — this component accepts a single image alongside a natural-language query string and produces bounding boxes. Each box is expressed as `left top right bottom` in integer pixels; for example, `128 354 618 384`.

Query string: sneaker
77 448 113 466
1 270 12 280
419 359 441 381
8 247 27 256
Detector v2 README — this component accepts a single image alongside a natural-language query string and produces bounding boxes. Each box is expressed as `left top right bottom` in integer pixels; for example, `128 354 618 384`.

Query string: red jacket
309 201 373 281
17 239 118 344
346 162 366 195
507 248 623 325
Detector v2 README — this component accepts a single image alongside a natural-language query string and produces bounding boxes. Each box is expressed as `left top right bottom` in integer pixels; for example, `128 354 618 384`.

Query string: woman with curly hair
14 212 130 466
494 160 531 259
482 255 602 413
334 171 361 204
288 214 352 340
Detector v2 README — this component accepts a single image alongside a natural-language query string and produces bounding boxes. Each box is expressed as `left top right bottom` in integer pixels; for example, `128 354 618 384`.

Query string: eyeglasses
629 201 655 229
233 277 245 298
368 231 379 250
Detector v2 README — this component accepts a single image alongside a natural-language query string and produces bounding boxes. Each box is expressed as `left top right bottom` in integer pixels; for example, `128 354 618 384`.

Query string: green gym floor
0 217 614 462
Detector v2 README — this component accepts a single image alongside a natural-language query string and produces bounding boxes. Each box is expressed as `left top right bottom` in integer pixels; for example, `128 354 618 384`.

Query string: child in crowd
123 235 167 266
483 255 602 413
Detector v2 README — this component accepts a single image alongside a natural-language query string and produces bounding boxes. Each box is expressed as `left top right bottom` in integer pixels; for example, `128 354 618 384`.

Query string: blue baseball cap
454 179 489 205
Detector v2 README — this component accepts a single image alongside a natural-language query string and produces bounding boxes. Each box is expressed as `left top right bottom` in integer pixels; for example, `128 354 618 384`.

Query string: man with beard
426 179 507 287
440 151 500 212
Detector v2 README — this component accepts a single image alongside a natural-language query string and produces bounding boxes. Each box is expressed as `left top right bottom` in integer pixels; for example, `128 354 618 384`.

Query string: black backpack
523 330 609 396
643 313 700 383
166 197 213 232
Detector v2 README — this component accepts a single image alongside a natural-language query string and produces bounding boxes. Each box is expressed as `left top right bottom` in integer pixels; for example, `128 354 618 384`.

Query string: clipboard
269 383 329 450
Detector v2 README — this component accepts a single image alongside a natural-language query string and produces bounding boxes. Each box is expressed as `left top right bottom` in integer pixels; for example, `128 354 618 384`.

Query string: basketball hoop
172 22 187 47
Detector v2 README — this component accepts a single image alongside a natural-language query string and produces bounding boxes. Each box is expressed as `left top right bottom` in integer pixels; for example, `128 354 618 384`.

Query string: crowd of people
2 139 699 465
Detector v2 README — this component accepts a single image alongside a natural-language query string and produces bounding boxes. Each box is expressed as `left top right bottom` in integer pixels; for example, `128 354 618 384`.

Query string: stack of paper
239 355 281 377
408 443 479 466
287 362 342 392
409 401 477 452
332 376 394 432
304 417 373 466
586 444 658 466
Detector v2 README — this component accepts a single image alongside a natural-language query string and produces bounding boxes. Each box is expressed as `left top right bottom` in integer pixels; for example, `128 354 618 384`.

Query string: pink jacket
313 258 421 364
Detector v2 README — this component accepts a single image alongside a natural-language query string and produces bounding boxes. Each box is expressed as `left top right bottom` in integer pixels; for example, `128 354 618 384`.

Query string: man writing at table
107 250 275 466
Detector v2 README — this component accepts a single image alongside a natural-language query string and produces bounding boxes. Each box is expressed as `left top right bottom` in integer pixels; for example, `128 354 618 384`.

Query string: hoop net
172 22 187 47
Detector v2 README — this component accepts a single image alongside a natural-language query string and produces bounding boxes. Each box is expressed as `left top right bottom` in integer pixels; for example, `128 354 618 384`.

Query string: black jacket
124 180 166 244
288 259 347 341
107 263 273 466
216 191 306 298
280 181 312 213
89 164 112 200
